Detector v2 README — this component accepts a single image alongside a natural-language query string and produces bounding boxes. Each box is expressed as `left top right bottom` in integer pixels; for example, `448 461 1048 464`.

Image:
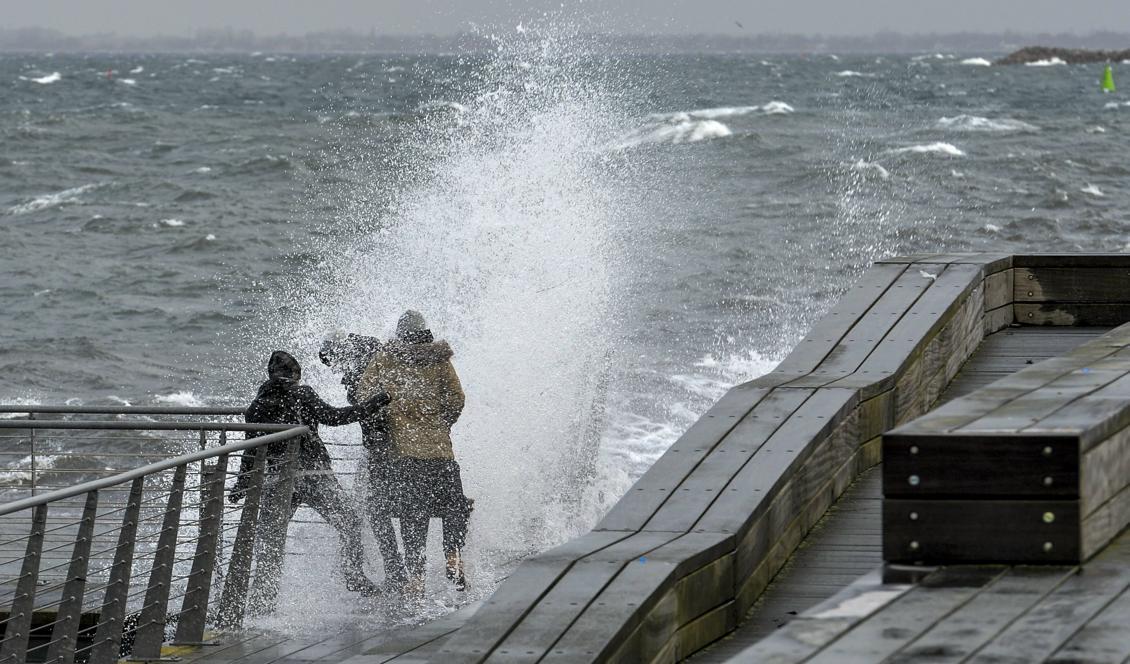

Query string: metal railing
0 417 306 663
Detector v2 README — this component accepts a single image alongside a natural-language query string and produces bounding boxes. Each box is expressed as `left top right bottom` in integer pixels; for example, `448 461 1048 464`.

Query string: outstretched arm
293 385 365 426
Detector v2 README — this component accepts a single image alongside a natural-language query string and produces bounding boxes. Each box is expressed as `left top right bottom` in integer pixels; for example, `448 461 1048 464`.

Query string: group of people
230 310 472 608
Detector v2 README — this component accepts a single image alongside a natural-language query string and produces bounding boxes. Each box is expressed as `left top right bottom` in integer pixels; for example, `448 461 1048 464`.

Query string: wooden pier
3 253 1129 663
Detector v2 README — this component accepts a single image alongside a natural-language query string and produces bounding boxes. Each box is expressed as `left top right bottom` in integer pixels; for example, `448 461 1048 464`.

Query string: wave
852 159 890 180
29 72 62 84
1026 57 1066 67
647 101 794 122
937 114 1039 132
417 100 468 114
1081 184 1104 197
889 142 965 157
1105 101 1130 109
154 391 206 407
119 78 137 86
613 119 732 149
960 57 992 67
130 66 144 74
834 70 871 77
7 183 99 215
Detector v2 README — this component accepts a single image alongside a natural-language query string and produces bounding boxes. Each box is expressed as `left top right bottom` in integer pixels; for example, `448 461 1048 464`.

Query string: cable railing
0 417 307 664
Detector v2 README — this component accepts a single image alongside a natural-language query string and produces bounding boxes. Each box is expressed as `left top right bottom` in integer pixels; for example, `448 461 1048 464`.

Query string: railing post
216 441 269 628
128 464 187 660
47 490 98 664
28 413 36 497
89 476 144 664
172 452 228 645
0 503 48 663
243 436 298 618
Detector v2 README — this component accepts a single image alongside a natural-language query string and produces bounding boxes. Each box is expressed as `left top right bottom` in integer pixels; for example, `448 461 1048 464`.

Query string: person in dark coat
231 350 390 608
319 333 409 592
357 311 473 597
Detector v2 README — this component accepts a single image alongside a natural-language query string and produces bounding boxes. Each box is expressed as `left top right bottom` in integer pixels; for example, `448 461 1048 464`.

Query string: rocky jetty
997 46 1130 65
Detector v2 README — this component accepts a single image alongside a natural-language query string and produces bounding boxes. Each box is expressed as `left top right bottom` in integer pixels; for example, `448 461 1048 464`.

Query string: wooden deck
691 325 1114 662
9 254 1130 663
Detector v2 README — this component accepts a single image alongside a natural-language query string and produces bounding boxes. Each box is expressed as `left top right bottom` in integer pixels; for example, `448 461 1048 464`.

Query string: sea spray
266 25 658 623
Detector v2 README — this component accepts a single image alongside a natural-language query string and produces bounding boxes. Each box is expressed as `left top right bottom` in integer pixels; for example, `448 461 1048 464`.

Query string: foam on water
1026 57 1067 67
889 142 965 157
960 58 992 67
614 118 732 148
852 160 890 180
1081 184 1104 197
7 183 99 215
937 115 1039 132
30 72 61 84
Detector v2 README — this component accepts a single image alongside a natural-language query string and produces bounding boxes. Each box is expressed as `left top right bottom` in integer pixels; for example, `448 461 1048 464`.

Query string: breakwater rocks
998 46 1130 65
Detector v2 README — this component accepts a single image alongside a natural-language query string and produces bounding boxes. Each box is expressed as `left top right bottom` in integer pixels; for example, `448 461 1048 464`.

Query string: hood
267 350 301 380
255 375 296 399
386 340 453 366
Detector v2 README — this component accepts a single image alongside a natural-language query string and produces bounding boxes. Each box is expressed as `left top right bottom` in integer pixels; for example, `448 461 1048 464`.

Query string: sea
2 36 1128 628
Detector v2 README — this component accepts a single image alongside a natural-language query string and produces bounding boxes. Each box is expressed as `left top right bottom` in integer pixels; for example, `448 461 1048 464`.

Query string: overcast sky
10 0 1130 36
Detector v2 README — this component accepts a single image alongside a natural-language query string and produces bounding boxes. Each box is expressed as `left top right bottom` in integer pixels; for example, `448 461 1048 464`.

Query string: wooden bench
884 322 1130 564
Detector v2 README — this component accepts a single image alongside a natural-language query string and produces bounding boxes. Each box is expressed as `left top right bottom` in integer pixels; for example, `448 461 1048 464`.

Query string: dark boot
445 550 467 592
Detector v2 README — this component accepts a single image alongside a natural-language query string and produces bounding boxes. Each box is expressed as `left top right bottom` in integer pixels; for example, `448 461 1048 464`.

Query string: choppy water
2 40 1129 627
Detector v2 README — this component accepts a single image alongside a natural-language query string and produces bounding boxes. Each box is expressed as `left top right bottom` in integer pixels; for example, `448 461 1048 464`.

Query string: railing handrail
0 425 308 517
0 405 246 416
0 420 294 432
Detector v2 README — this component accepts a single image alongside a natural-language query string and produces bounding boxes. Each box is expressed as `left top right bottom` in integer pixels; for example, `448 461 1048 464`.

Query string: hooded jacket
357 339 464 460
243 350 388 474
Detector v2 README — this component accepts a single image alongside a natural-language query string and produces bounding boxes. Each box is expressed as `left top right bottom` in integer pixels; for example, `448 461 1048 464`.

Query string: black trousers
383 456 471 578
250 472 368 610
364 451 408 588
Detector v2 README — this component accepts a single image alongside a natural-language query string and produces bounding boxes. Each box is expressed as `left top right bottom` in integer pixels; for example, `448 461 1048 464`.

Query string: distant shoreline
998 46 1130 65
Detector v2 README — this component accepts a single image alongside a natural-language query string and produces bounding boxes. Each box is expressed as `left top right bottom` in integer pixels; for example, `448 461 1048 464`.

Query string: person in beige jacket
357 310 472 595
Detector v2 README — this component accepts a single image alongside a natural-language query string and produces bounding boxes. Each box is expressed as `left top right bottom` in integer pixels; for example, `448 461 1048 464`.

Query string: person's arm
294 385 390 426
438 363 466 427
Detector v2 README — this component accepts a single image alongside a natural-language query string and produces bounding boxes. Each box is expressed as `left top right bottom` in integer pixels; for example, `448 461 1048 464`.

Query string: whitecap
1105 101 1130 109
7 183 99 215
613 119 732 149
960 57 992 66
1087 126 1106 133
31 72 61 84
951 170 965 178
130 66 144 74
852 160 890 180
937 115 1039 132
889 142 965 157
160 218 185 227
205 233 217 241
1081 184 1104 197
0 398 42 419
191 166 212 174
1026 57 1066 67
835 70 870 77
984 223 1001 232
119 78 137 86
760 101 795 114
155 391 205 407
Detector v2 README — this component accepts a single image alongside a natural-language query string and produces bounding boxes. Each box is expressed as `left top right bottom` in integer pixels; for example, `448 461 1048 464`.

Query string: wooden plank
803 566 1003 664
1024 371 1130 448
1014 253 1130 268
883 434 1079 498
436 531 633 661
883 499 1081 564
1080 424 1130 514
642 388 818 533
692 389 859 536
721 572 911 664
983 269 1013 310
1046 585 1130 664
889 566 1075 663
540 533 730 664
484 531 682 662
1015 267 1130 303
1016 302 1130 326
595 384 771 532
356 603 478 662
1081 482 1130 560
966 534 1130 663
782 266 944 388
769 263 907 378
828 263 985 399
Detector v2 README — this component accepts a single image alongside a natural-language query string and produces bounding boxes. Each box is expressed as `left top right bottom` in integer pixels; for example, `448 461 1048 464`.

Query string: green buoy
1102 64 1116 93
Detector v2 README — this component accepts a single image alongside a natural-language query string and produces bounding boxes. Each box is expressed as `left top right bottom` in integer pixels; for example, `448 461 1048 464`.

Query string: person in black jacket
319 333 409 592
232 350 390 609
